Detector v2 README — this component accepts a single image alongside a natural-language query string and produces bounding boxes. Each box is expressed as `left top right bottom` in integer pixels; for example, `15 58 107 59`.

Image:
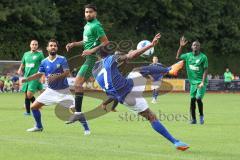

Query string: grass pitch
0 92 239 160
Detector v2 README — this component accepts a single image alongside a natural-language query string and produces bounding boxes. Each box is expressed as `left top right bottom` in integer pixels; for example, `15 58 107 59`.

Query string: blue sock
152 90 155 99
152 89 158 100
79 114 89 131
32 109 43 128
151 120 177 144
154 90 158 99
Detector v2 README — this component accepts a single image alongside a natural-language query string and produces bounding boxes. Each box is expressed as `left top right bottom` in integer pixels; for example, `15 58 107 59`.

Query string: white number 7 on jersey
98 68 109 89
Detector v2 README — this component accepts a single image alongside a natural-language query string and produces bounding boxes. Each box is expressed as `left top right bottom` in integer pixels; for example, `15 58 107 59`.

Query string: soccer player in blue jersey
70 33 189 150
21 39 90 135
149 56 164 104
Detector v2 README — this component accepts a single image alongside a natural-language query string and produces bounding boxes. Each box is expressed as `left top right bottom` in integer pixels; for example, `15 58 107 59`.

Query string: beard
50 52 57 56
86 17 94 22
193 50 200 54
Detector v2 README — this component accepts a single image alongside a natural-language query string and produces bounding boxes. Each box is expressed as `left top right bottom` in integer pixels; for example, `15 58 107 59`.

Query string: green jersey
21 51 44 78
83 19 106 59
180 52 208 85
224 72 233 82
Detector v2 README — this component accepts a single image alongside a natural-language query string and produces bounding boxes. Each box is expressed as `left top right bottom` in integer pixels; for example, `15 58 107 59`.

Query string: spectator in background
11 72 20 92
0 75 5 92
207 74 212 80
71 68 78 77
224 68 233 92
234 75 239 80
214 74 220 80
3 77 13 92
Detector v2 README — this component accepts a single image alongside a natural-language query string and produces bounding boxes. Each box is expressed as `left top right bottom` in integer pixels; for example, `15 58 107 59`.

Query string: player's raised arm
126 33 161 60
113 33 161 63
66 41 84 52
176 36 188 60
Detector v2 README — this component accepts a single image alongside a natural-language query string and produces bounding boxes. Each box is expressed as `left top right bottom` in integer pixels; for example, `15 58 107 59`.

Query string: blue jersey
39 55 69 90
92 55 133 103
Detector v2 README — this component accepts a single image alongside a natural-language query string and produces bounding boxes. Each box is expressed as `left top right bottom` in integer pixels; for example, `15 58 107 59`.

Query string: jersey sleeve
38 61 45 74
94 24 106 39
203 55 208 69
62 58 69 71
179 53 188 61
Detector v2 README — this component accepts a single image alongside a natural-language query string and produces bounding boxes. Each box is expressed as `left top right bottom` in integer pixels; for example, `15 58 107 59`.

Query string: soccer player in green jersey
18 40 45 115
65 4 109 132
176 36 208 124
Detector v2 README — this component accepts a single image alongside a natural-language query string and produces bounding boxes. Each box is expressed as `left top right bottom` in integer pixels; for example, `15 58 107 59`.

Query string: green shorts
77 56 97 79
190 83 207 99
21 80 43 93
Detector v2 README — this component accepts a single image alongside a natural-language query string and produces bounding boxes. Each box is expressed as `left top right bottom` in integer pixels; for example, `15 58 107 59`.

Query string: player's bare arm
82 36 109 56
114 33 161 63
66 41 84 52
176 36 188 60
21 73 43 83
17 63 24 75
199 68 208 88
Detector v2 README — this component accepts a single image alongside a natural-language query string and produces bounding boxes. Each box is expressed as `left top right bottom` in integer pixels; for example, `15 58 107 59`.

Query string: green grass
0 92 240 160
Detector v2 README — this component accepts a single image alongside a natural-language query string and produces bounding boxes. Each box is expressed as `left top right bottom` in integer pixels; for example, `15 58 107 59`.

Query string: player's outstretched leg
27 101 44 132
168 60 184 76
139 108 189 151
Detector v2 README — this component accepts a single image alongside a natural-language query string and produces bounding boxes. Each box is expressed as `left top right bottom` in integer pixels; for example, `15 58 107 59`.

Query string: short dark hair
84 4 97 11
97 43 115 58
48 39 59 47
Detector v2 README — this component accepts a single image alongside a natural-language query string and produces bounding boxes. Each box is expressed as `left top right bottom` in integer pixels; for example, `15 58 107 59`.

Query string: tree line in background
0 0 240 74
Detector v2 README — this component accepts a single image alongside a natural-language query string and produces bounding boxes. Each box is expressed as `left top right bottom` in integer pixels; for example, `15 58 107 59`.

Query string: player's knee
31 102 42 110
191 98 196 103
149 113 157 122
145 110 157 122
196 98 202 104
74 79 84 90
26 93 33 99
74 84 83 91
30 104 37 110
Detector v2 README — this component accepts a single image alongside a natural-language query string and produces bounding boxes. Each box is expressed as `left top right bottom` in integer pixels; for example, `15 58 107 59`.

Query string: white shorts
123 72 149 113
36 87 74 108
151 80 162 90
